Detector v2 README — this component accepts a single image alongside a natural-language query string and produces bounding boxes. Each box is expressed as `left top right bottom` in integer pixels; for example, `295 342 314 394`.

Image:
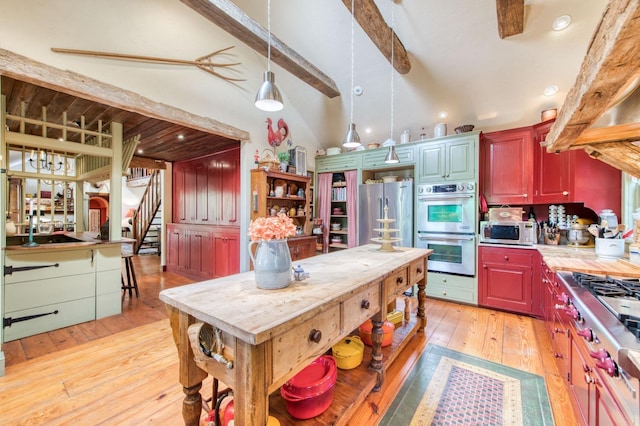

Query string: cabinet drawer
426 272 477 304
4 273 95 312
5 249 94 284
3 297 95 342
272 304 341 381
481 248 533 266
408 259 426 285
95 246 122 271
343 284 381 333
385 268 409 301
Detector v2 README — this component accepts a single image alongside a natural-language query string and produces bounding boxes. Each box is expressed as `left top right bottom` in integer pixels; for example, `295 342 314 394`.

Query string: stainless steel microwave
479 221 538 245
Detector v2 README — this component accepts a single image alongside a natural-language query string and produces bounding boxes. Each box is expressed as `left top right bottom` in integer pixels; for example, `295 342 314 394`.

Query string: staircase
132 169 162 255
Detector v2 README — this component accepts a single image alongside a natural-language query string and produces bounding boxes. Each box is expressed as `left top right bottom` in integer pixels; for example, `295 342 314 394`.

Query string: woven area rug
380 344 554 426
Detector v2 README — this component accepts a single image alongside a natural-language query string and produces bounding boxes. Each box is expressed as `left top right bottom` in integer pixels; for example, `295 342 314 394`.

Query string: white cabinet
417 134 477 183
3 245 122 341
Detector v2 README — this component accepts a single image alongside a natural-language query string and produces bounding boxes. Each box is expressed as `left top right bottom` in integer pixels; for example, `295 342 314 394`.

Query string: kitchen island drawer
272 304 341 384
3 297 95 342
385 268 409 301
343 283 381 333
4 273 95 312
408 258 426 285
5 249 95 283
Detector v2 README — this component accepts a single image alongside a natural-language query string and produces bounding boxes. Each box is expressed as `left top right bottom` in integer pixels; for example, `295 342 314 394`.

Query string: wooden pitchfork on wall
51 46 245 81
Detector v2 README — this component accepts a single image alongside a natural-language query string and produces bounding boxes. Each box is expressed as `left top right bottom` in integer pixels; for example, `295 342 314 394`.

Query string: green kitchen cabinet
361 145 415 169
417 133 478 184
315 152 362 173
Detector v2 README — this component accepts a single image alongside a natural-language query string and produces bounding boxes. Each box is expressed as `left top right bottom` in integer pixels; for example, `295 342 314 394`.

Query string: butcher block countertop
536 244 640 278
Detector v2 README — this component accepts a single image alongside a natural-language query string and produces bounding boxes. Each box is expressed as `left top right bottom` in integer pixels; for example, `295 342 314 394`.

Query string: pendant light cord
390 1 395 141
267 0 272 72
350 0 355 125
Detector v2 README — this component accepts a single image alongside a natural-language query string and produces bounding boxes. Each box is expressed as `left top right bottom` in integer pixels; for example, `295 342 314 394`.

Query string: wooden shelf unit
251 169 312 236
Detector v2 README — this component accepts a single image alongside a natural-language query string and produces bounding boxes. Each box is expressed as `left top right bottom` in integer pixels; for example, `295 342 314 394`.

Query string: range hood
544 0 640 178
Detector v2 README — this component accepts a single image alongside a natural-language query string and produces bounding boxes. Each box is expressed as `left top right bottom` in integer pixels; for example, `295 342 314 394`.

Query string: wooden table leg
417 277 427 332
369 313 385 392
234 340 269 426
165 305 209 426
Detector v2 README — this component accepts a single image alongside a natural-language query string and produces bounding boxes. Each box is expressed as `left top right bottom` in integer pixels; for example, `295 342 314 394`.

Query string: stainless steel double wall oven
415 182 476 276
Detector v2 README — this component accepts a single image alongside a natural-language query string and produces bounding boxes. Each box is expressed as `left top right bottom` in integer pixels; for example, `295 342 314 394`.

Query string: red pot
358 319 394 347
281 355 337 419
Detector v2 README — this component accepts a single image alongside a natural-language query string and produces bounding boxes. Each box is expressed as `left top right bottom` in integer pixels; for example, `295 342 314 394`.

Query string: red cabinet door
481 128 534 205
220 152 240 226
214 231 239 278
188 229 213 278
478 246 533 314
166 224 184 270
195 162 209 223
533 119 573 204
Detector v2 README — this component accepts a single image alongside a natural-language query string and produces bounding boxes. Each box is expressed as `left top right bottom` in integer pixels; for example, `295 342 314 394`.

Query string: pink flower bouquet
248 213 297 241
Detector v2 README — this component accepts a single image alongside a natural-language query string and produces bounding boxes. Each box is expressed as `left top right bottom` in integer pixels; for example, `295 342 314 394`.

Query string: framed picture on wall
89 209 100 233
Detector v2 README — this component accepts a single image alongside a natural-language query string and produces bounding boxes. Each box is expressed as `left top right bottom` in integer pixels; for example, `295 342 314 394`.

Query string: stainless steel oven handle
417 194 474 201
417 234 475 242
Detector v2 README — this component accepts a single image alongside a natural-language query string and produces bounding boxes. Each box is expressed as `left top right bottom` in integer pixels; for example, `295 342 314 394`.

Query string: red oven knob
595 358 619 377
589 348 610 360
576 328 594 342
556 293 569 304
564 306 580 321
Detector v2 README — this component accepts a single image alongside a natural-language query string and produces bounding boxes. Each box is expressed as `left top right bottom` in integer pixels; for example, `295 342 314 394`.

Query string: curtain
317 172 332 253
345 170 358 248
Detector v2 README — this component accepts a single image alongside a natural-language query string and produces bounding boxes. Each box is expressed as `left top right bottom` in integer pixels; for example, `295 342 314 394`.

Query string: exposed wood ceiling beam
496 0 524 39
545 0 640 153
180 0 340 98
130 156 167 170
571 123 640 146
341 0 411 74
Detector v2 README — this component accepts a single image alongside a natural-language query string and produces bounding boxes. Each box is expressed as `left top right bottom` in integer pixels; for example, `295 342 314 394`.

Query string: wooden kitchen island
160 244 430 425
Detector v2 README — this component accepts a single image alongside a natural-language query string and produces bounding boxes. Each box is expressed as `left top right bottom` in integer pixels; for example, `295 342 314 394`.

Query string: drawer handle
361 300 370 310
309 329 322 343
396 276 404 284
416 267 423 274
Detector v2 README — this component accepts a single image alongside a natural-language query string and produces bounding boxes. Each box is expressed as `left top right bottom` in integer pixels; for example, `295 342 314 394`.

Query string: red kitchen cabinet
166 223 239 280
213 231 240 278
479 246 536 315
173 147 240 225
533 119 572 204
481 127 534 205
482 120 621 216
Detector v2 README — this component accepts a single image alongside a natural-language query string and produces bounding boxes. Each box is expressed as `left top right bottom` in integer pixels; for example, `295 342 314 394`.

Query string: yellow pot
331 335 364 370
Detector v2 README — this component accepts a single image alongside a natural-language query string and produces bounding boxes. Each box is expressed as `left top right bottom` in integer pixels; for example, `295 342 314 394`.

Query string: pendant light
255 0 284 112
343 0 361 148
384 0 399 164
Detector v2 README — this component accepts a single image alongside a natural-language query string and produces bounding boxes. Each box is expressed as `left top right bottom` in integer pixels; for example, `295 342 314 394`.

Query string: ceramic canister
434 123 447 138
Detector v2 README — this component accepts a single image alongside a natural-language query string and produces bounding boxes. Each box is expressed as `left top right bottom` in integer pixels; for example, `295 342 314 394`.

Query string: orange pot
358 319 394 347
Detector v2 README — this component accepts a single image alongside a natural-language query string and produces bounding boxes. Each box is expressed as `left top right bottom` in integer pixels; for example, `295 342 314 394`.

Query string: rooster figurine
266 118 289 147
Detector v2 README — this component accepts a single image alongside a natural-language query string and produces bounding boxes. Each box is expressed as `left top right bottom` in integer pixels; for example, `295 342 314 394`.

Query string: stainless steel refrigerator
358 181 413 247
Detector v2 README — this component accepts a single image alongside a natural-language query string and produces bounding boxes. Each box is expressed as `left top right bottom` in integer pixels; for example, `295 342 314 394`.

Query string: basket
258 149 281 171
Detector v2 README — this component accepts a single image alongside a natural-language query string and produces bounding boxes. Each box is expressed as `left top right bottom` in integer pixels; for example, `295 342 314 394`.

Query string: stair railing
132 169 162 253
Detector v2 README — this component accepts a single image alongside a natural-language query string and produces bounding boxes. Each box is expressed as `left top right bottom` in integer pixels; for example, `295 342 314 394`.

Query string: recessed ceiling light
552 15 571 31
364 127 372 134
177 134 185 140
137 148 144 154
544 85 559 96
438 111 448 119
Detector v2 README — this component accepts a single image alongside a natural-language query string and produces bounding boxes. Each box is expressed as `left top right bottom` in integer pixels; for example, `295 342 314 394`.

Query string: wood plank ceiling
1 76 240 165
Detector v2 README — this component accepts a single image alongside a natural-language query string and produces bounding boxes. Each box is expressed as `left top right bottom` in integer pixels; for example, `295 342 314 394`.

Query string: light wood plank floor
1 255 575 425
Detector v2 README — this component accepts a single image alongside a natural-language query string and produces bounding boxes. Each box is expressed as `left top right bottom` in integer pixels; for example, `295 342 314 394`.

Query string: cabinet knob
584 373 595 384
562 191 569 196
483 265 487 269
361 300 370 310
522 194 528 198
504 256 509 261
442 291 447 295
396 276 404 284
416 267 423 274
308 329 322 343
